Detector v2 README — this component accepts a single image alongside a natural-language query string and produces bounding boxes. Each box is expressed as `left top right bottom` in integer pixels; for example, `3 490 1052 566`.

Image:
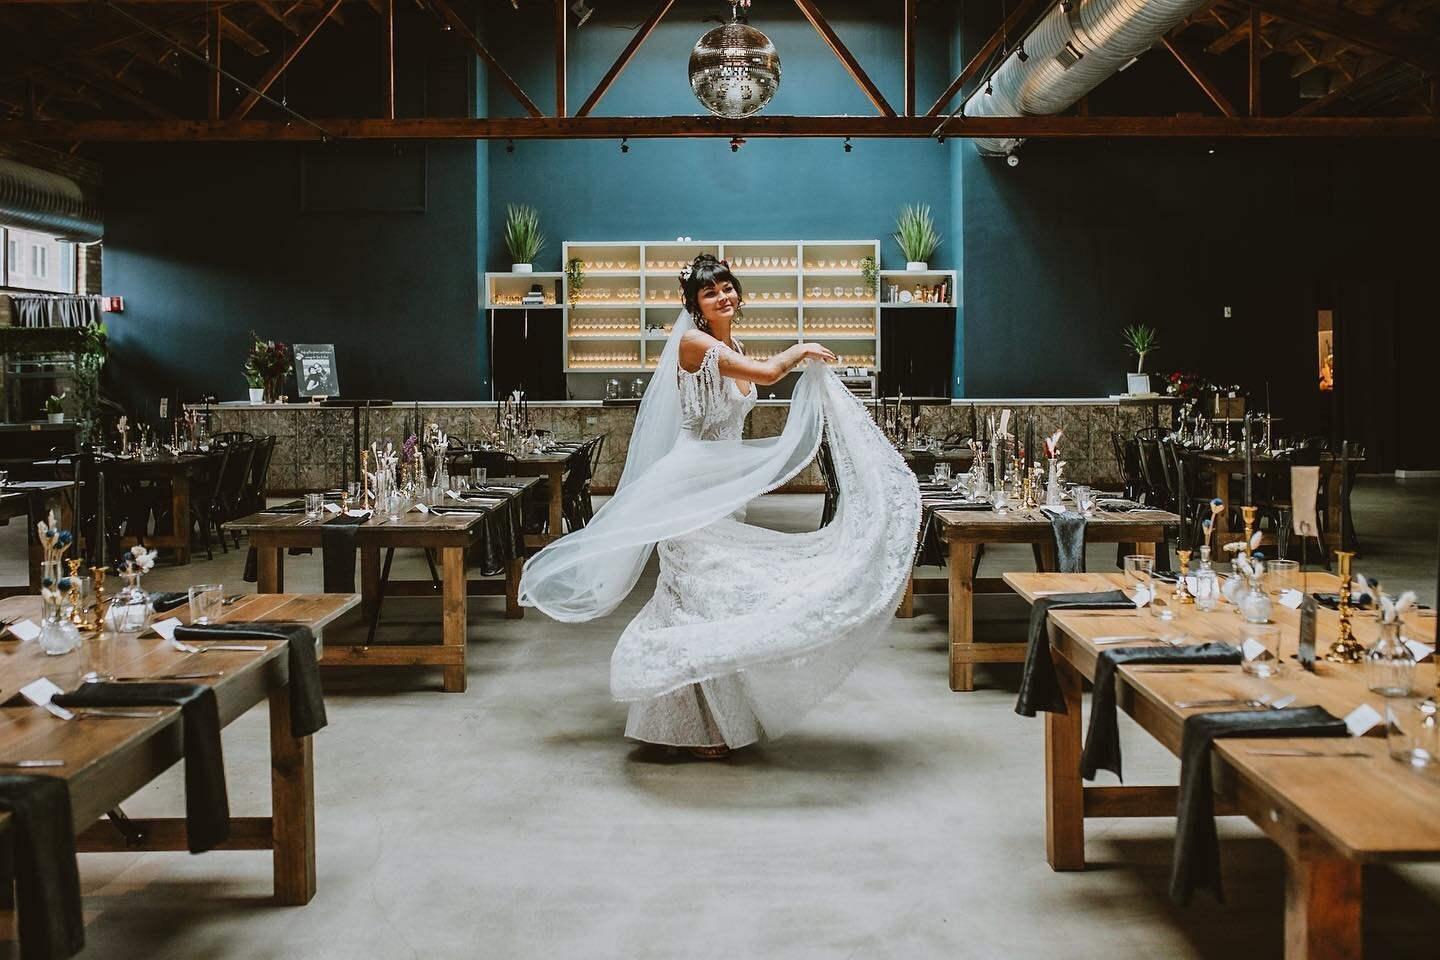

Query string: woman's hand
794 343 837 365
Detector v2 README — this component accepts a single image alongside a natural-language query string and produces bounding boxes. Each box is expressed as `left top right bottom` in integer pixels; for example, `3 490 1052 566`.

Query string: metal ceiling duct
0 158 102 243
963 0 1212 156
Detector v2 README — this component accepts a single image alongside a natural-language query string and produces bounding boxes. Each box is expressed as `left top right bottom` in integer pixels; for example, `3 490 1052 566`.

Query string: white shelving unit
483 271 564 309
878 269 957 308
561 240 882 378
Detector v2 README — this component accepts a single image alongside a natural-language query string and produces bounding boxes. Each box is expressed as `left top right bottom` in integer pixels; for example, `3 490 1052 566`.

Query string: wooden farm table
492 440 598 548
1190 451 1351 558
0 590 358 944
0 480 76 595
933 506 1179 692
35 452 222 566
227 487 531 693
1004 571 1439 960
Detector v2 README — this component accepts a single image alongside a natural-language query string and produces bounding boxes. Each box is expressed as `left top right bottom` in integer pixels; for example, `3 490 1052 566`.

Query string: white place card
1404 638 1435 662
1343 703 1383 737
6 619 41 642
20 677 73 721
1131 586 1152 608
1278 589 1305 610
344 508 372 518
1241 638 1268 661
1039 504 1065 517
412 503 431 514
149 617 181 642
324 502 342 513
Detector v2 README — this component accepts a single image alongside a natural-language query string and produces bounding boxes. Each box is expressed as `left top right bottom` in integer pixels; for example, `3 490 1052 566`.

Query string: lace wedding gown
618 341 921 747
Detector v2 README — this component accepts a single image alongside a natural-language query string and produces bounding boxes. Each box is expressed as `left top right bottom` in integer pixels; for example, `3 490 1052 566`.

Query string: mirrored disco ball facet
688 21 781 119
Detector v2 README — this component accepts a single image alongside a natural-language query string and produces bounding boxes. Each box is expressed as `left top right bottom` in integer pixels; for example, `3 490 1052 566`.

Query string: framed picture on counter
293 344 340 397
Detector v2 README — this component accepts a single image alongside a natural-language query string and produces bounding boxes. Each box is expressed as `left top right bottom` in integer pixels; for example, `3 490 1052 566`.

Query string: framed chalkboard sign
293 344 340 397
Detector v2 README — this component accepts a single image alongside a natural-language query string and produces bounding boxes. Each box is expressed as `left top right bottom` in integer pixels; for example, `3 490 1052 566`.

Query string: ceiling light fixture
843 136 852 153
690 0 781 119
571 0 594 27
620 137 629 153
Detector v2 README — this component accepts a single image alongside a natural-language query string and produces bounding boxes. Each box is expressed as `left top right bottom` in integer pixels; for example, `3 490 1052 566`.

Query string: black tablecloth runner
150 591 188 614
174 622 327 738
0 774 83 960
914 496 990 567
1047 510 1087 573
52 683 229 853
450 489 526 576
1015 590 1133 717
1172 706 1347 905
1080 643 1242 781
320 513 367 592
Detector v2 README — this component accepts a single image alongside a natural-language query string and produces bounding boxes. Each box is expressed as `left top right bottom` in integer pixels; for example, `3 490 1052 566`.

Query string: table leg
442 546 467 693
269 684 316 905
897 571 915 619
171 474 192 566
257 544 284 593
1035 541 1058 572
505 557 524 620
360 546 381 621
949 540 976 692
1284 857 1361 960
1045 651 1086 871
548 466 564 538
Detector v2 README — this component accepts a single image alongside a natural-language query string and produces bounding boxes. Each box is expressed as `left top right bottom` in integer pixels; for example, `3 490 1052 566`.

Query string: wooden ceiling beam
219 15 270 57
575 0 675 118
1161 36 1239 116
255 1 303 35
926 0 1047 116
1249 6 1262 114
1291 57 1394 114
229 0 344 120
5 114 1439 141
1246 0 1440 71
791 0 896 117
429 0 544 118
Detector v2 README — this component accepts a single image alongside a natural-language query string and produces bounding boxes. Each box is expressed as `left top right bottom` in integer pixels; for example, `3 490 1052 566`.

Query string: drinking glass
1124 554 1156 611
933 462 952 485
0 469 7 487
1265 559 1300 596
304 493 323 519
1240 622 1284 677
188 583 223 625
1071 485 1093 517
1386 697 1439 778
853 286 865 299
470 467 488 488
992 485 1010 515
833 286 845 299
345 481 361 502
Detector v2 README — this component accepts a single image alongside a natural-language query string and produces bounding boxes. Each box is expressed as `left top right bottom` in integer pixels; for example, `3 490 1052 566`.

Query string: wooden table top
937 506 1179 542
1188 450 1347 467
34 452 219 475
0 592 357 826
462 439 599 465
1 481 74 518
1002 571 1440 862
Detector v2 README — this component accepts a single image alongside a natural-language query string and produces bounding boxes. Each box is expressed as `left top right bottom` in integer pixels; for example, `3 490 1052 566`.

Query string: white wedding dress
520 317 921 749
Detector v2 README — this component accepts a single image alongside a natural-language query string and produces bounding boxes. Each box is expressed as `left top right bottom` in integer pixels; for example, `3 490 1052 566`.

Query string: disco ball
688 17 781 119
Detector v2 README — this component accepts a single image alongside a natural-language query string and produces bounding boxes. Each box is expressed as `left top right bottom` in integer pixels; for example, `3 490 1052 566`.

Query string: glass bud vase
1045 458 1063 507
38 581 81 656
106 572 151 635
1238 570 1272 624
1366 620 1416 697
1192 546 1220 612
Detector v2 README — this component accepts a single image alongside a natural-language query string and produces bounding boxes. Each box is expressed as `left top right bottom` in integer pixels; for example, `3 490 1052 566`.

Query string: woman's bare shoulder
678 329 722 372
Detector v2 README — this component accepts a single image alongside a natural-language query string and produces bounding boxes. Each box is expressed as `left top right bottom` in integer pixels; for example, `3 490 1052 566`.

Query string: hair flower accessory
680 264 693 281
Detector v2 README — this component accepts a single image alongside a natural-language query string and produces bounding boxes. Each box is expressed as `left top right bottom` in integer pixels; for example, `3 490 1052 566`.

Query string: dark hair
680 254 744 331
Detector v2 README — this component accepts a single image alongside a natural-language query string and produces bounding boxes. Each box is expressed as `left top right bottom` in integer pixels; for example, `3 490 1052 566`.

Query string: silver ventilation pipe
963 0 1211 156
0 158 102 243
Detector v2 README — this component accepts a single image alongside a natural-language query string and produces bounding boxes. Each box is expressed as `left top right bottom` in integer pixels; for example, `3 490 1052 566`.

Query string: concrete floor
0 480 1436 959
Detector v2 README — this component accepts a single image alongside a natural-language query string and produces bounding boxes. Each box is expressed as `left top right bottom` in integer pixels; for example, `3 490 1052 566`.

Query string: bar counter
193 397 1170 494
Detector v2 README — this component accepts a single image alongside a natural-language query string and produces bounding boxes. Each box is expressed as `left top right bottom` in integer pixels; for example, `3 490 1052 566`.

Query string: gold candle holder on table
67 558 84 626
1241 505 1258 558
1324 550 1366 663
89 566 108 633
361 450 370 508
1173 549 1195 604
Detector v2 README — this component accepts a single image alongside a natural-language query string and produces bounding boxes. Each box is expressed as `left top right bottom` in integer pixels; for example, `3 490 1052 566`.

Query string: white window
0 227 75 293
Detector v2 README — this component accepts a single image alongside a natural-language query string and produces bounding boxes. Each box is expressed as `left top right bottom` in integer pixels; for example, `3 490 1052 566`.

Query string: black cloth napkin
0 774 83 960
1312 592 1373 611
260 505 305 514
52 683 230 853
1080 643 1242 782
320 513 367 593
174 622 327 738
1047 509 1087 573
150 591 188 614
1015 590 1134 717
1172 705 1348 905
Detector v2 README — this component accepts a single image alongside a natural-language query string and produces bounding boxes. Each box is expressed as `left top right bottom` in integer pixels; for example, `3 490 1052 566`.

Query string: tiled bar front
198 399 1167 494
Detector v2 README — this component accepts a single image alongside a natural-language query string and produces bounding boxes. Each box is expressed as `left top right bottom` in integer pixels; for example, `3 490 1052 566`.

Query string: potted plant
44 392 65 423
1122 323 1159 395
244 367 265 404
893 203 940 271
566 256 586 306
505 204 545 273
245 330 293 403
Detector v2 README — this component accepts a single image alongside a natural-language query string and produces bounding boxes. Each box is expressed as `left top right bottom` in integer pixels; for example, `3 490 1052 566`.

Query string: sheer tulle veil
518 309 829 621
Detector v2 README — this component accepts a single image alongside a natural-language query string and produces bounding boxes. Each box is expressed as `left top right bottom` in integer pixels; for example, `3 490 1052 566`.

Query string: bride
520 253 920 757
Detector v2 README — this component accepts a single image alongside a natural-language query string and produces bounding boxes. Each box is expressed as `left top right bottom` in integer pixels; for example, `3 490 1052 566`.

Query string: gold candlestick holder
89 566 108 634
361 450 370 508
1173 549 1195 604
66 558 84 626
1324 549 1366 663
1021 475 1035 509
1241 505 1258 558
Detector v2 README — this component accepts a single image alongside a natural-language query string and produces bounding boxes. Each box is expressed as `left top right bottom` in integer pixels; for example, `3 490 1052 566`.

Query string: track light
729 136 745 152
506 139 515 154
937 135 946 144
843 136 851 153
620 137 629 153
1006 153 1020 167
1017 48 1029 62
985 80 994 95
571 0 594 27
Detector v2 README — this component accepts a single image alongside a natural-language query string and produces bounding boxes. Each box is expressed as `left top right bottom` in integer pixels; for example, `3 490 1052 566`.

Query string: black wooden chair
188 448 232 560
817 438 839 528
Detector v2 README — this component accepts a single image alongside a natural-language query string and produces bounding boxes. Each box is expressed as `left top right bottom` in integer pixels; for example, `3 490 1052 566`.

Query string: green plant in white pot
894 203 941 271
44 392 66 423
1122 323 1159 395
505 204 545 273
